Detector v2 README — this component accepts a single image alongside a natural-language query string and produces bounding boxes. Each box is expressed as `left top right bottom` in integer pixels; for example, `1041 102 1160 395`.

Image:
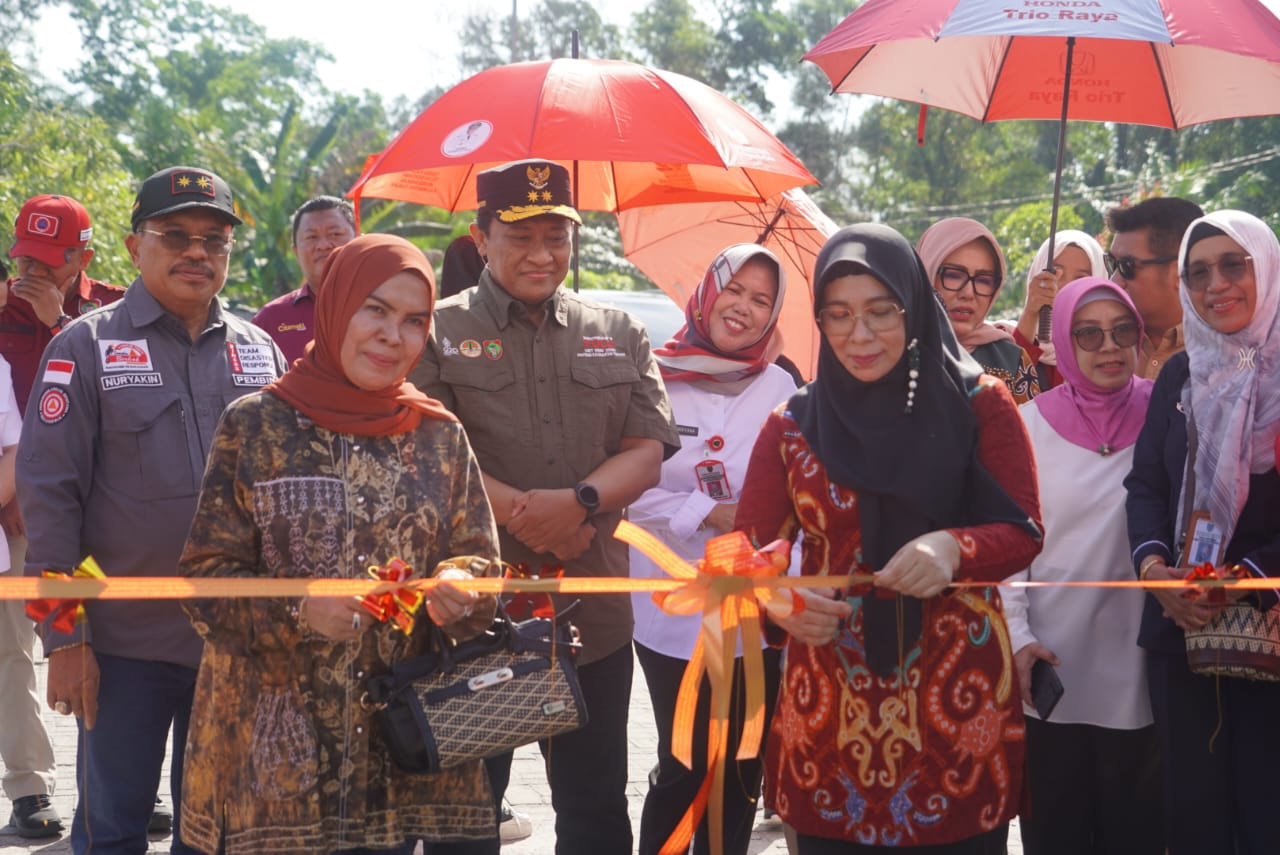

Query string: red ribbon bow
358 558 424 632
502 562 564 620
24 557 107 634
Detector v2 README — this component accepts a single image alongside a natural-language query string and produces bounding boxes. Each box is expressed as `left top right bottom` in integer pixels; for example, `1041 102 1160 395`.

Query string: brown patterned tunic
179 391 499 854
737 380 1043 848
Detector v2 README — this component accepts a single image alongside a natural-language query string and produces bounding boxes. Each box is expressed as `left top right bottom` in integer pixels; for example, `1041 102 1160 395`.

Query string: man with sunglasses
1105 197 1204 380
17 166 286 855
0 193 125 838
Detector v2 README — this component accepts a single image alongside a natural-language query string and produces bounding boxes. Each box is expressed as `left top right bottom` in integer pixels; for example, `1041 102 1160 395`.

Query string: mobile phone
1030 659 1065 721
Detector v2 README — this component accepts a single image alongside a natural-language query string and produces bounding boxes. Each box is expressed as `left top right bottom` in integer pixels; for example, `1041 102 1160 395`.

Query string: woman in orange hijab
179 234 501 855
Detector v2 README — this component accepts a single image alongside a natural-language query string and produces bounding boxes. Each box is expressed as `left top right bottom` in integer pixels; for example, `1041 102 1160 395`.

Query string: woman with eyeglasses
998 230 1108 391
736 224 1043 854
916 217 1041 404
627 244 798 855
1125 210 1280 855
1001 276 1162 855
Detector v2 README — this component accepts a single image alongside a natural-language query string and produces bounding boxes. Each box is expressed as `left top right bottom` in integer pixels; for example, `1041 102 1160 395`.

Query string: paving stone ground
2 650 1021 854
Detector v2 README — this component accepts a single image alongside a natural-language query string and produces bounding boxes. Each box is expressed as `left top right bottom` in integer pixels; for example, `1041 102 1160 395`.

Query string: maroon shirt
0 272 125 414
252 284 314 365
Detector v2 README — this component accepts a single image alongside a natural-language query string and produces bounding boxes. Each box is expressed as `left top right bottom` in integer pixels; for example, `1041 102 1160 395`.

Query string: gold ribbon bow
614 520 800 855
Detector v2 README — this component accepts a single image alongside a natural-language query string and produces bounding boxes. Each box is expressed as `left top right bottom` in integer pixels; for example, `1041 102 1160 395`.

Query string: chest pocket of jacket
99 393 196 501
564 360 641 451
438 360 533 450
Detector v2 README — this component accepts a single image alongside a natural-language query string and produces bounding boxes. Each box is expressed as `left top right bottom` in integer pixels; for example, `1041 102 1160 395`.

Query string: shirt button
356 726 363 734
542 415 551 424
357 555 366 563
357 496 366 504
538 376 546 383
547 458 555 465
535 336 543 344
356 670 365 678
352 444 361 452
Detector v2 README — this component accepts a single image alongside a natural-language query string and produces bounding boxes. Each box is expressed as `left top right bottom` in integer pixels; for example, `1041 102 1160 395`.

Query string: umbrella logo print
441 120 493 158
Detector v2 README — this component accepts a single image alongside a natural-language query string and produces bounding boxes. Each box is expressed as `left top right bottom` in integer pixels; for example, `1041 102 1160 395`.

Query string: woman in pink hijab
917 217 1041 403
1003 276 1161 854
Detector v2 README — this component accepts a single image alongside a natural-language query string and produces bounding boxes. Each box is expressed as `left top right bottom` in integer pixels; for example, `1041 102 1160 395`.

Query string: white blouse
629 364 798 659
1004 402 1153 729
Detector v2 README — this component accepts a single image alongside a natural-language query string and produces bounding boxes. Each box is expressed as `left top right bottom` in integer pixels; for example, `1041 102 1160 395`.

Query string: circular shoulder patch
38 388 70 425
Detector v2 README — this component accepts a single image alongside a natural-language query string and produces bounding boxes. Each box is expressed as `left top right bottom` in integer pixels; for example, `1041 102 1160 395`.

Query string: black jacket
1124 351 1280 653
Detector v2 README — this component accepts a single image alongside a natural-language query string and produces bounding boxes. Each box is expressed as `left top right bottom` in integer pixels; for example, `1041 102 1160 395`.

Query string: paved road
2 651 1021 854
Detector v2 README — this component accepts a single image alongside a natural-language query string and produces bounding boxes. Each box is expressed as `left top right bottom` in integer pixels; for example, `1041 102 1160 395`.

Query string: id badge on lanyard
695 459 732 501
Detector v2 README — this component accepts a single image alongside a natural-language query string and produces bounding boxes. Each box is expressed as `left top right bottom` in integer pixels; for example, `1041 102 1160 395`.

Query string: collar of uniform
292 283 315 305
70 271 92 305
124 277 228 333
475 269 566 329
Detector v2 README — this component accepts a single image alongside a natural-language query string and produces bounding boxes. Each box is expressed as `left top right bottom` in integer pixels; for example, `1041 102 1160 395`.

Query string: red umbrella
618 188 837 379
348 58 816 214
804 0 1280 335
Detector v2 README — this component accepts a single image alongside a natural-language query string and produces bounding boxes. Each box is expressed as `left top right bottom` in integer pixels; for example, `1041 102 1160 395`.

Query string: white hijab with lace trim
1178 210 1280 547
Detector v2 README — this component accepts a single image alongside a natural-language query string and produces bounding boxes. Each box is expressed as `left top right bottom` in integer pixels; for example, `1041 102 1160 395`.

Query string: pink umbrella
804 0 1280 336
618 188 837 379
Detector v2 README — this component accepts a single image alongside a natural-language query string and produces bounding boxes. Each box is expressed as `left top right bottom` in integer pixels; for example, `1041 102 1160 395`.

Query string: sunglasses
1183 253 1253 292
1104 253 1176 280
935 264 999 297
1070 321 1141 352
138 228 235 257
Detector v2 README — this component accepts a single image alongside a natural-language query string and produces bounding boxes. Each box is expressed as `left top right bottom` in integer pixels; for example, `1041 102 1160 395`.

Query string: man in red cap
0 194 123 839
3 194 125 414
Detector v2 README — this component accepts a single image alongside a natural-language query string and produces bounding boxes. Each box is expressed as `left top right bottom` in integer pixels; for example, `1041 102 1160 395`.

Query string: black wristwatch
574 481 600 516
49 314 74 334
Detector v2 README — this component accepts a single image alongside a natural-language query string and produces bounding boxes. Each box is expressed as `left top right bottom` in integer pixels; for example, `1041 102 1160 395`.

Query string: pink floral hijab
653 243 785 383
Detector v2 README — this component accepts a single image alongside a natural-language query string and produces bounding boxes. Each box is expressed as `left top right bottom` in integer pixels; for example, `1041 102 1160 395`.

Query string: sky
30 0 661 103
27 0 1280 109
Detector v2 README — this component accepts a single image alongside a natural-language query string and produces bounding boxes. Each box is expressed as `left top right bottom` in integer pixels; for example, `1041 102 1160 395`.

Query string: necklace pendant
1099 443 1112 457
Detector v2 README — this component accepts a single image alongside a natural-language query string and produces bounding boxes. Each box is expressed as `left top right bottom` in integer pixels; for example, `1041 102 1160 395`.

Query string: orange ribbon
23 557 107 633
613 520 799 855
357 558 424 633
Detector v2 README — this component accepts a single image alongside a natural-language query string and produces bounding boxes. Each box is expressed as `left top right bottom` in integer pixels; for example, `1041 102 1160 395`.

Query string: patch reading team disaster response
226 342 277 387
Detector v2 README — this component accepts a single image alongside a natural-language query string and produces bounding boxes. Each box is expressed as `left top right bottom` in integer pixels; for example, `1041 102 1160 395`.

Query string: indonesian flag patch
42 359 75 386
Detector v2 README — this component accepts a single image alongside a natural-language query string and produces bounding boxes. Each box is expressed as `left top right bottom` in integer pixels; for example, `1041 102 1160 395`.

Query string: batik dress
179 392 499 855
737 381 1042 848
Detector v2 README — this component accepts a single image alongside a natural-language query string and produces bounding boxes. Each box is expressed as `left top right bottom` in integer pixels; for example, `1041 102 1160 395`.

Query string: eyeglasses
1104 253 1176 280
1183 253 1253 292
935 264 999 297
138 228 234 257
1070 321 1141 352
817 303 905 336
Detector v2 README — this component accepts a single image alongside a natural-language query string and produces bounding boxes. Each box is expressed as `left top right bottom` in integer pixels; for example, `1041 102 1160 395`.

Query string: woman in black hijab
736 224 1043 854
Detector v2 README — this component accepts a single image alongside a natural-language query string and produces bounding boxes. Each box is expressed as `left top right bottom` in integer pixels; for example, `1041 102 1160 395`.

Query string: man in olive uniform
18 166 287 854
411 159 678 854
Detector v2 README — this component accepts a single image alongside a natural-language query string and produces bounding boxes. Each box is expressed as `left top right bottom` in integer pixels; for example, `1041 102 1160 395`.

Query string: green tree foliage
0 53 136 288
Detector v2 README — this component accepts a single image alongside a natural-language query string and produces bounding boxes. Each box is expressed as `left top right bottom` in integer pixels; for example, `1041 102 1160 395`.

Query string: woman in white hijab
1124 209 1280 855
1002 230 1107 390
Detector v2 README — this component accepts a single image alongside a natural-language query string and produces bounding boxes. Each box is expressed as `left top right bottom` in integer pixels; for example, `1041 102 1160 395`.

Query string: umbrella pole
572 29 581 292
1039 35 1076 344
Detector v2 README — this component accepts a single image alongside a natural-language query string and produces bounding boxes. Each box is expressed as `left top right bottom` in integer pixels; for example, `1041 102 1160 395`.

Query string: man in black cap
412 159 678 854
17 166 287 855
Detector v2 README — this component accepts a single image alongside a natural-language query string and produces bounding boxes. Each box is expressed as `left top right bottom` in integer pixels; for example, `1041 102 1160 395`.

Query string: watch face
576 482 600 510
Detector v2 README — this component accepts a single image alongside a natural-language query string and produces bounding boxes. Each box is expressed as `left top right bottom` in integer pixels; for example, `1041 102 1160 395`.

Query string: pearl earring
904 338 920 414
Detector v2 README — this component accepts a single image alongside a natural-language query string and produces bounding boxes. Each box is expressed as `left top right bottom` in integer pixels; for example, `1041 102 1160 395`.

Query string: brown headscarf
266 233 456 435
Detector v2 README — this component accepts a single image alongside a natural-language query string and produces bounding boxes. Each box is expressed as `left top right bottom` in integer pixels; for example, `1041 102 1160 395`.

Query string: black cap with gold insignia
131 165 242 229
476 160 582 225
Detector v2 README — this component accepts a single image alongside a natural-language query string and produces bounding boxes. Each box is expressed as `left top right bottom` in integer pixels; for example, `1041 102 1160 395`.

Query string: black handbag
364 610 587 773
